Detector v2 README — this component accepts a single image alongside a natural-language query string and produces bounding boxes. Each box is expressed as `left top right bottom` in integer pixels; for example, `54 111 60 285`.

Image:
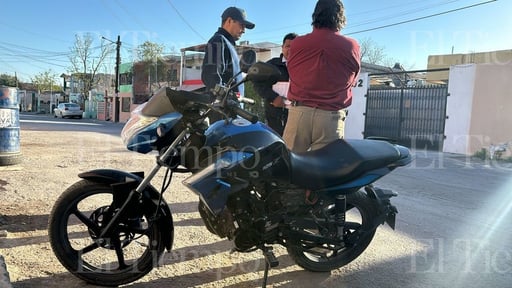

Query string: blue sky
1 0 509 82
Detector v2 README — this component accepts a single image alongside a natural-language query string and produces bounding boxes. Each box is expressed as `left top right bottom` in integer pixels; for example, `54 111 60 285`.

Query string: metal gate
364 84 449 150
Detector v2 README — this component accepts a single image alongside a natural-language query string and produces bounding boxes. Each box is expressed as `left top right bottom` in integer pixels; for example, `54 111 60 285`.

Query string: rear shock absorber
335 195 346 238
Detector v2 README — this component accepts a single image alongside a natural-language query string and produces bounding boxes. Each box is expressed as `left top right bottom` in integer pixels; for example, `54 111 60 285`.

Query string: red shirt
287 28 361 111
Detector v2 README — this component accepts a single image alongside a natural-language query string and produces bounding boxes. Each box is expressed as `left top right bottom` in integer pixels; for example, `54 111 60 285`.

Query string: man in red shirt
284 0 360 152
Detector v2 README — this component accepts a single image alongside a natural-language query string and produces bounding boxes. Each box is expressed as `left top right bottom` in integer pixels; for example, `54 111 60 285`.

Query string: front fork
99 183 141 239
99 129 190 239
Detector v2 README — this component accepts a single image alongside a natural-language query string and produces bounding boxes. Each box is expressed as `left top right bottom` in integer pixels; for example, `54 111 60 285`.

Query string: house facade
444 62 512 155
426 49 512 82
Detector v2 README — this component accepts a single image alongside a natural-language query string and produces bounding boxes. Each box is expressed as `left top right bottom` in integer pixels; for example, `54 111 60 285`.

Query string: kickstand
262 261 270 288
261 246 279 288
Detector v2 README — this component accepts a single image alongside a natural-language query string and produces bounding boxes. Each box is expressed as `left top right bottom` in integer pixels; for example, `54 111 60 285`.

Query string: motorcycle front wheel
287 190 378 272
48 179 166 286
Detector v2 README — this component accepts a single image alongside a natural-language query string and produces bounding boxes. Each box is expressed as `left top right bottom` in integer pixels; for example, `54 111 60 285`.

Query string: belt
290 100 305 107
290 100 348 115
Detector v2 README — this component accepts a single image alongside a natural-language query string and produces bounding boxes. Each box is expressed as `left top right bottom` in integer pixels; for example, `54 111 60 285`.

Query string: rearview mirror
246 62 281 83
240 50 257 73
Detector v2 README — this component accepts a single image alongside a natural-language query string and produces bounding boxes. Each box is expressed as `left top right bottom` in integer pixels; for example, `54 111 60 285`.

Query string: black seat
289 139 403 190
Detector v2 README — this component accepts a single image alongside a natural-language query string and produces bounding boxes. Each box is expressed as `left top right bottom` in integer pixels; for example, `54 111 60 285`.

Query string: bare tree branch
359 37 386 65
68 33 114 98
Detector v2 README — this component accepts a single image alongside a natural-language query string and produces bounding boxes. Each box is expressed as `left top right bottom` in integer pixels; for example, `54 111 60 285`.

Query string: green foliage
0 74 17 87
243 82 266 121
473 148 488 160
136 41 165 62
493 150 512 162
473 148 512 162
31 70 59 91
135 41 178 90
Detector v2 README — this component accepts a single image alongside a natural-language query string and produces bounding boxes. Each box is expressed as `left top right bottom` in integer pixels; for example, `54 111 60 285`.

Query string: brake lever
206 101 231 124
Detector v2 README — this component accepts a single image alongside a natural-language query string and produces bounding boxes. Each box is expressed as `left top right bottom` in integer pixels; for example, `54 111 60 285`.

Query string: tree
138 41 163 91
243 82 265 120
137 41 164 63
31 69 60 112
359 37 400 67
31 70 59 92
68 33 114 99
0 74 17 87
359 37 388 65
136 41 167 92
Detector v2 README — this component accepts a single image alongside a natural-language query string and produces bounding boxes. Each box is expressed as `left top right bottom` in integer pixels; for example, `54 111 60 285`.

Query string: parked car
54 103 83 119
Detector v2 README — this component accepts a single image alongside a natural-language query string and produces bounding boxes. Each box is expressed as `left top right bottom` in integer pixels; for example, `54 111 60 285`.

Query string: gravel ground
1 129 384 288
10 127 496 288
5 127 512 288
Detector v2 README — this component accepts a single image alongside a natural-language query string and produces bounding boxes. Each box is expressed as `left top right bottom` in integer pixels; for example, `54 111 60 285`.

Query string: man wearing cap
201 7 255 124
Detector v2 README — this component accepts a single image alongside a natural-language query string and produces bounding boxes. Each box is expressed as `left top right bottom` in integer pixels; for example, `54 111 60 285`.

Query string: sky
1 0 510 82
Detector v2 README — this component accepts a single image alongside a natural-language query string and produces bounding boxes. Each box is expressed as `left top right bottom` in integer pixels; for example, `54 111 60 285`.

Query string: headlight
121 104 158 144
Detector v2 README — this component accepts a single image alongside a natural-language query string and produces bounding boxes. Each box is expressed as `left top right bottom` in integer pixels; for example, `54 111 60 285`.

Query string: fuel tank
205 117 285 150
184 118 291 215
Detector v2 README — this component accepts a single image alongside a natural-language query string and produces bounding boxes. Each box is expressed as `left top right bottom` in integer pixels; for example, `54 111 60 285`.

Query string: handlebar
209 83 260 124
232 105 259 124
238 96 255 105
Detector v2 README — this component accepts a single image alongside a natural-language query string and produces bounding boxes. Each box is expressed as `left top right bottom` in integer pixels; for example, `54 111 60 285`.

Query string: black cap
221 7 255 29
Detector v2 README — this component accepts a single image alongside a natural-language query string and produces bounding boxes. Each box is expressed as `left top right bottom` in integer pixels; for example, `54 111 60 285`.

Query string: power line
98 0 130 30
0 41 70 56
165 0 206 41
113 0 149 31
0 45 69 68
1 0 500 79
347 0 463 28
349 0 461 17
246 0 466 43
247 0 494 45
345 0 497 35
0 20 70 44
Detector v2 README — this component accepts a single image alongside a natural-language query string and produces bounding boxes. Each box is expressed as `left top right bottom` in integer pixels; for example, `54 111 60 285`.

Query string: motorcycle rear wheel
48 180 166 286
287 190 378 272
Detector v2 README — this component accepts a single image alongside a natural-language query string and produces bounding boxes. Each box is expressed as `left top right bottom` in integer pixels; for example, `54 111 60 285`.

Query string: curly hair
312 0 346 31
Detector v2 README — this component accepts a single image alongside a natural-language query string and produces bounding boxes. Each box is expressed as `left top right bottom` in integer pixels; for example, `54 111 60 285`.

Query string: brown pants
283 106 346 153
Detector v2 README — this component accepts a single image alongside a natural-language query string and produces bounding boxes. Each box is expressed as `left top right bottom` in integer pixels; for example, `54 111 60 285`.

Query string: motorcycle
48 50 412 287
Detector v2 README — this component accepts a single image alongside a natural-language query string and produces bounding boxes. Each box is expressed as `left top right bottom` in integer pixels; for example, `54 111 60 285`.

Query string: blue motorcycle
48 51 412 287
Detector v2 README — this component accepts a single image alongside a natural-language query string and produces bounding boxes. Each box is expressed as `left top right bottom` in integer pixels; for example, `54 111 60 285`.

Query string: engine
198 182 309 252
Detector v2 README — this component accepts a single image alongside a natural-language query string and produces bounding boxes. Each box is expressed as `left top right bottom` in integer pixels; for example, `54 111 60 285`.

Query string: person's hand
271 96 285 108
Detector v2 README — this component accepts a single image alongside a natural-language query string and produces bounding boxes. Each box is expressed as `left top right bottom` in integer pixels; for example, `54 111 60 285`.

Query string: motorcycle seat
289 139 405 190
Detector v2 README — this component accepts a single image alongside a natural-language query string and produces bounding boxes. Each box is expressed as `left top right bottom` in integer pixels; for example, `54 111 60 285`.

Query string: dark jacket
253 54 289 103
201 28 240 94
253 54 290 135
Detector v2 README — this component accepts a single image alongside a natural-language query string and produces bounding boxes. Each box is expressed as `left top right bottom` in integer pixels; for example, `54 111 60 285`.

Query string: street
19 113 124 135
1 113 511 288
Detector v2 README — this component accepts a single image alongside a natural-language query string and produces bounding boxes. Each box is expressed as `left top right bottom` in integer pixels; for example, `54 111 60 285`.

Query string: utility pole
114 35 121 122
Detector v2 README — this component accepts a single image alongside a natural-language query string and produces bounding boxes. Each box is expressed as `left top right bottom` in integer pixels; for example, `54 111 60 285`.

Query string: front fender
78 168 145 184
78 169 174 251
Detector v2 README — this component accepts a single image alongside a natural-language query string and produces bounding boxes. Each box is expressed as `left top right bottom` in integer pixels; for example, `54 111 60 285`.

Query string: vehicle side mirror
246 62 281 83
240 50 256 73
